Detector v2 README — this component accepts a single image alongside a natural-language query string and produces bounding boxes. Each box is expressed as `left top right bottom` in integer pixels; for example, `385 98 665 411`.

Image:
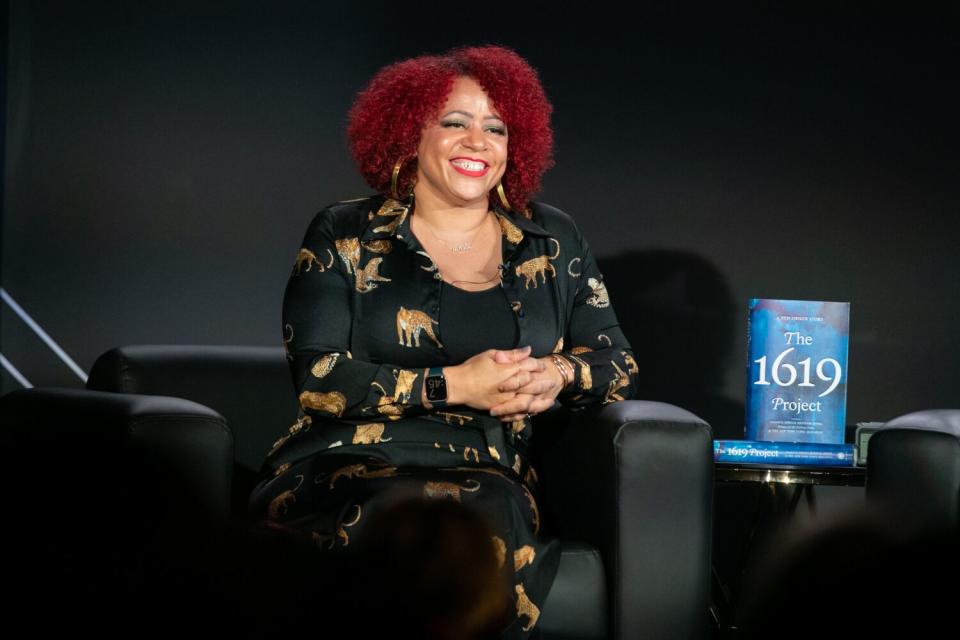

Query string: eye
485 126 507 136
442 120 467 129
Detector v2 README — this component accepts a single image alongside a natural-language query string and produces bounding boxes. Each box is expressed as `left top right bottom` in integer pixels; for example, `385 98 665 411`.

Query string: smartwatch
425 366 448 408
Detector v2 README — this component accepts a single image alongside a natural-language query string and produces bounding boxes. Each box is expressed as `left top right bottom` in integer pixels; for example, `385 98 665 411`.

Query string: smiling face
414 76 509 209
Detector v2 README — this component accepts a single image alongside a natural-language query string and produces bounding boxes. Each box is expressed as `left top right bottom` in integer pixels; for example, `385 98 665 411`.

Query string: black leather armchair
0 344 714 639
865 409 960 532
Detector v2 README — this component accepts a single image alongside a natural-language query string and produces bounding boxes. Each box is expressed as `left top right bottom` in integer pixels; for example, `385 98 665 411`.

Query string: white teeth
450 159 486 171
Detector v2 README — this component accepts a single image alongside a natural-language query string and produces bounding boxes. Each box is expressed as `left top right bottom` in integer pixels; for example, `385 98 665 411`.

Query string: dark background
3 1 958 436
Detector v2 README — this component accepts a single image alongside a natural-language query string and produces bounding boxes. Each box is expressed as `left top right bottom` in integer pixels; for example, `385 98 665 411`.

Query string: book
714 440 856 467
745 299 850 444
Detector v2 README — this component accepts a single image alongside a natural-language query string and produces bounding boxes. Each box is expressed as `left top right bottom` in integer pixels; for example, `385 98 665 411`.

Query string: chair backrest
88 345 299 517
866 409 960 532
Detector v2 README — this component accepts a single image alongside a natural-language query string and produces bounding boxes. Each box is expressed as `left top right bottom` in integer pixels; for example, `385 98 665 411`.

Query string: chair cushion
539 541 608 640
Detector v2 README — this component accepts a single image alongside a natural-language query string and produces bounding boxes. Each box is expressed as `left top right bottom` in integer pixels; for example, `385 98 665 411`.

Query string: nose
461 123 487 150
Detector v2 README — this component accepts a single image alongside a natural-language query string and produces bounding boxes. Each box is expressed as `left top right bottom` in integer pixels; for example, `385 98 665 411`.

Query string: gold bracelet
550 354 574 388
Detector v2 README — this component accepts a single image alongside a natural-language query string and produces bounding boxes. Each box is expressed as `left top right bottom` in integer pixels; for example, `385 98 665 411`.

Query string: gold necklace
450 269 502 287
417 211 502 286
418 209 492 253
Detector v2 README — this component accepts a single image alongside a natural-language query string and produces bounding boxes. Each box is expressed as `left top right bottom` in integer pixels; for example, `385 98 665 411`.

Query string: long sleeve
282 205 428 422
555 224 639 409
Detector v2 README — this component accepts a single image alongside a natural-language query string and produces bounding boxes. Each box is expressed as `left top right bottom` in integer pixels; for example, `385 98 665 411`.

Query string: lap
248 451 560 639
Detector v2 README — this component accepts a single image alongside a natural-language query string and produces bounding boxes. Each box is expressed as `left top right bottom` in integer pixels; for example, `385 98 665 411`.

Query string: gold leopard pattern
310 353 340 378
435 411 474 426
524 465 539 488
323 463 400 489
463 447 480 463
515 583 540 632
361 239 393 254
565 353 593 390
273 462 291 478
352 422 391 444
513 454 523 475
514 545 536 572
289 414 312 435
488 445 501 461
337 504 362 546
334 237 361 276
268 413 311 457
585 277 610 308
515 238 560 289
623 351 639 374
294 247 334 275
423 479 481 502
552 337 563 352
369 381 403 420
326 463 367 489
267 433 289 457
267 474 304 521
393 368 418 404
604 360 630 404
299 390 347 417
396 306 442 348
354 256 392 292
496 212 524 244
460 466 518 483
371 198 409 234
570 345 593 355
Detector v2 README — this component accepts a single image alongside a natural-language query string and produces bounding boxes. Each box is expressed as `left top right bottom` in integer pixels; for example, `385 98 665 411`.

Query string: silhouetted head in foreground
342 497 511 640
739 507 960 638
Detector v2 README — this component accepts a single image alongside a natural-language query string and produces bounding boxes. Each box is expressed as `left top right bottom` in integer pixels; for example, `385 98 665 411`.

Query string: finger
516 379 553 395
515 356 545 372
490 395 534 417
495 365 533 391
508 345 532 361
528 396 555 414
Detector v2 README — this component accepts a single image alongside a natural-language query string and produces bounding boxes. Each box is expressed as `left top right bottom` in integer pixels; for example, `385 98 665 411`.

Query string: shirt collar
360 193 551 252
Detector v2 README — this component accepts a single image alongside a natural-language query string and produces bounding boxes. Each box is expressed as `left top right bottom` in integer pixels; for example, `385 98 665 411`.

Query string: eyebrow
441 110 505 122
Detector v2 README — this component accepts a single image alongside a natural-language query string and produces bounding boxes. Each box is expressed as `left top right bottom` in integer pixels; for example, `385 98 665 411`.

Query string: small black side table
716 463 865 515
710 463 866 637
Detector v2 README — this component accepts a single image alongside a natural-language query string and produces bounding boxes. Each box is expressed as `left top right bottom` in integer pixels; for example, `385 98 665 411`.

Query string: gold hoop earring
391 157 415 201
496 181 512 211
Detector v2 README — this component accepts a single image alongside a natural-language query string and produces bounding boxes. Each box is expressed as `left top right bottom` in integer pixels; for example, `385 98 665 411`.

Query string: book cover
714 440 856 466
745 299 850 443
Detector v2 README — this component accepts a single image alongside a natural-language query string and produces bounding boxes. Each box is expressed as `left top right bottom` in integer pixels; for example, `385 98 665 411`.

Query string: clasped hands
460 345 567 423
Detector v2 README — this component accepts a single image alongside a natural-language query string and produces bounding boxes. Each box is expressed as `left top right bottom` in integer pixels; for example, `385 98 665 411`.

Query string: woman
248 45 639 638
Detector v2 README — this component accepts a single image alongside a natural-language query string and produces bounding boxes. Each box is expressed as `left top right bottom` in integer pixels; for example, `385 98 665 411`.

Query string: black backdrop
3 2 958 437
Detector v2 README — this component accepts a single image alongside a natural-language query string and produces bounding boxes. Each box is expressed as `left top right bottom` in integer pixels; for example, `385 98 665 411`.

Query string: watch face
426 375 447 401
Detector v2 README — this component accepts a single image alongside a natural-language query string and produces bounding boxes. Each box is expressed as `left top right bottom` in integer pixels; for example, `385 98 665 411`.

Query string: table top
715 462 865 486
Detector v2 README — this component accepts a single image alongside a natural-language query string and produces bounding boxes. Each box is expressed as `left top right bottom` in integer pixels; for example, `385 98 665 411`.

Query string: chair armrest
866 409 960 532
539 400 713 640
0 386 234 521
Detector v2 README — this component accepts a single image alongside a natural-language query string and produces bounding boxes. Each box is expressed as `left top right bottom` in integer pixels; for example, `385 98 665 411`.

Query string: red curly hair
346 45 554 217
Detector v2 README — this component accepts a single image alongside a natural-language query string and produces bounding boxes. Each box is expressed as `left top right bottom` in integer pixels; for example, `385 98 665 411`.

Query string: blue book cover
745 299 850 443
714 440 855 467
